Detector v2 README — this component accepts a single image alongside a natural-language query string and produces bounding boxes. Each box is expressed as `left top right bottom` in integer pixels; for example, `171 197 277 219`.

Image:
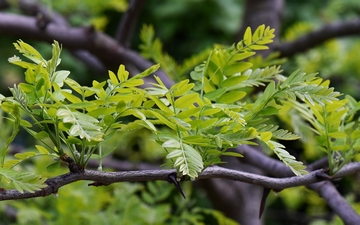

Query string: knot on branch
315 169 331 181
60 154 85 173
44 179 59 196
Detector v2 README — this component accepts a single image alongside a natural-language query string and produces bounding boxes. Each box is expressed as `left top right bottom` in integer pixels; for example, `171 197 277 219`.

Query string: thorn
259 188 271 219
54 192 58 198
167 172 186 199
88 181 110 187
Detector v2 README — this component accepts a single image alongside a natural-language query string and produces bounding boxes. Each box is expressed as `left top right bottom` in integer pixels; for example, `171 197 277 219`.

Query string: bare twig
115 0 147 47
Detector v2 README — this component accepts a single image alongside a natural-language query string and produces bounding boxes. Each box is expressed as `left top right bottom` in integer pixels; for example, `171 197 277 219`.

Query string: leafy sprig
2 24 359 185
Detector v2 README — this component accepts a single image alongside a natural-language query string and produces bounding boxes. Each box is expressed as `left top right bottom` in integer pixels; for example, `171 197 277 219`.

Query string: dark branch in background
236 145 360 224
307 182 360 225
115 0 146 47
0 13 174 87
9 0 108 75
237 0 284 57
1 162 360 201
0 0 9 9
275 18 360 58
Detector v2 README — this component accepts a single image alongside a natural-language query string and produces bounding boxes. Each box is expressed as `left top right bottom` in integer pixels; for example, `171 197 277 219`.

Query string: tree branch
236 145 360 223
0 13 174 87
237 0 284 56
307 182 360 225
115 0 146 47
275 18 360 58
5 0 108 75
1 162 360 201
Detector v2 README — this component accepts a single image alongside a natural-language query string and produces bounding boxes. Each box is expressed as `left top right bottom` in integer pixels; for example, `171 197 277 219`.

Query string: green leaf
268 141 308 176
221 151 243 157
57 108 103 142
176 108 201 119
243 27 252 46
162 139 181 148
260 132 272 142
52 70 70 87
121 79 144 87
61 91 82 103
14 152 37 160
149 110 177 130
174 93 201 108
0 168 47 193
351 130 360 139
197 118 218 130
148 95 174 115
221 75 248 88
171 79 195 96
47 161 61 172
166 149 183 158
34 131 49 140
67 102 97 109
117 64 129 82
13 40 44 64
47 41 62 76
218 91 246 103
108 70 119 85
258 106 278 116
204 88 227 101
116 100 127 113
132 63 160 79
250 45 269 50
35 145 49 154
224 62 253 76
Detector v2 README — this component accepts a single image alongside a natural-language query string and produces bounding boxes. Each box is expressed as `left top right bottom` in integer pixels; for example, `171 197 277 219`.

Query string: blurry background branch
275 18 360 58
236 145 360 224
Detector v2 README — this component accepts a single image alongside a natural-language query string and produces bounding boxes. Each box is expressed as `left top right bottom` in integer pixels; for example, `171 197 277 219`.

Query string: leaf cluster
2 24 360 186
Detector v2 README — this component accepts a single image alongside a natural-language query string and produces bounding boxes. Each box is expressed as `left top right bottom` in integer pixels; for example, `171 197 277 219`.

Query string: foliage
282 0 360 100
0 158 236 225
1 24 359 193
139 24 212 81
38 0 128 29
137 0 243 60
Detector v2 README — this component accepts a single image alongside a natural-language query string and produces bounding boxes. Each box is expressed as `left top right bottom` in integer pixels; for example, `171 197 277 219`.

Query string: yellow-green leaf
243 27 252 46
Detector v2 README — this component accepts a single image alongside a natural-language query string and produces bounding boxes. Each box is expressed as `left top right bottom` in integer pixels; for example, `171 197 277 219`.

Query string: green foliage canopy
0 25 359 194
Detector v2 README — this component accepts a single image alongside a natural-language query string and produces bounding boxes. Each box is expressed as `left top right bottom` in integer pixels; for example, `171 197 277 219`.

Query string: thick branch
237 0 283 56
237 145 360 223
275 18 360 58
115 0 146 47
9 0 108 75
308 182 360 225
0 13 174 87
1 162 360 201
